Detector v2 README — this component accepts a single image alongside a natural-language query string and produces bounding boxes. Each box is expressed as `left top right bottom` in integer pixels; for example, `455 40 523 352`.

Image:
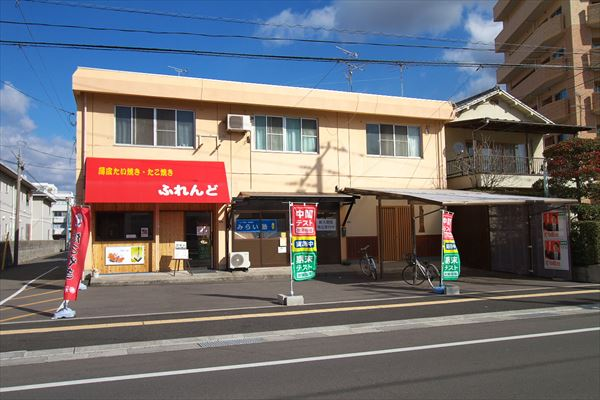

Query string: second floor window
254 116 318 153
366 124 421 157
115 106 195 148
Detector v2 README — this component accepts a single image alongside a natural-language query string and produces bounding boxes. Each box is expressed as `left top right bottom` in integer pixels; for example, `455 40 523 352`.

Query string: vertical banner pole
440 207 445 287
289 202 294 296
377 197 383 279
53 205 91 319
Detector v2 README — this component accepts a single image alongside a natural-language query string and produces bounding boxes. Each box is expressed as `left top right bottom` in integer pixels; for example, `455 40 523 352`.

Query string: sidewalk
88 262 407 286
1 252 577 289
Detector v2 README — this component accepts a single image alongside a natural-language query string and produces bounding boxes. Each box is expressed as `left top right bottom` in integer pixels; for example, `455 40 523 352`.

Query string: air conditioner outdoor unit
227 114 252 132
229 251 251 270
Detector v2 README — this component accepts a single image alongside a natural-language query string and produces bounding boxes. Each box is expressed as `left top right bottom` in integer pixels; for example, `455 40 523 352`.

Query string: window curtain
116 106 132 144
407 126 421 157
366 124 380 155
176 111 195 147
394 125 408 156
254 116 266 150
286 118 301 152
134 107 154 145
157 109 176 147
301 119 317 152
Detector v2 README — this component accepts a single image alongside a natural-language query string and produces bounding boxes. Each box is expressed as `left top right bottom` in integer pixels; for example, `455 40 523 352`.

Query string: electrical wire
1 80 75 116
15 1 72 131
0 39 593 71
1 19 590 56
21 0 579 55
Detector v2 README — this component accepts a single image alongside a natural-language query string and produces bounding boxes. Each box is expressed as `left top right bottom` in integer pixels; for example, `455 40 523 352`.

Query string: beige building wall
73 68 453 270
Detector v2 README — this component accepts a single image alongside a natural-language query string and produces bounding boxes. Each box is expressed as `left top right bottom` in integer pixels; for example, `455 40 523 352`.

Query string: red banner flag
291 205 317 236
63 206 90 301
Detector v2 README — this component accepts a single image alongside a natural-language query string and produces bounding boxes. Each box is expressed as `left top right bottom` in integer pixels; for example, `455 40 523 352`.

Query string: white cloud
258 6 336 45
0 83 75 193
442 9 503 100
258 1 471 45
0 83 37 134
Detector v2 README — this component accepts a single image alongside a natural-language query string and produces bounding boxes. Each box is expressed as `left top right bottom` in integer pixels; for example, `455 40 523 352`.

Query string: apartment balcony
509 58 567 101
495 0 547 52
588 2 600 29
447 155 544 189
497 15 564 84
493 0 515 22
592 93 600 116
539 98 570 123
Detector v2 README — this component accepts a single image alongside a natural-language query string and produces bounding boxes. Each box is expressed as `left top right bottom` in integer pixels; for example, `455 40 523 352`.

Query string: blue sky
0 0 501 193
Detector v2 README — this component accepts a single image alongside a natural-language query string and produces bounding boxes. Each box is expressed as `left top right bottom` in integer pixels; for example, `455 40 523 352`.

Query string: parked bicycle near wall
359 245 377 280
402 253 440 287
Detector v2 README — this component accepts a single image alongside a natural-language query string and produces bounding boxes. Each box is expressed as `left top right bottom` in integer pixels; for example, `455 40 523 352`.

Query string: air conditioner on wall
227 114 252 132
229 251 251 270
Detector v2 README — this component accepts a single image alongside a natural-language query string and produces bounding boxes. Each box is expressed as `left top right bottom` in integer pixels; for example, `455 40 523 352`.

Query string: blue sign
236 219 277 233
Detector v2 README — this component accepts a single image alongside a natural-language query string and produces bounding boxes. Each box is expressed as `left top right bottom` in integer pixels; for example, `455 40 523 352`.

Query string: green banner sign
441 211 461 281
292 251 317 281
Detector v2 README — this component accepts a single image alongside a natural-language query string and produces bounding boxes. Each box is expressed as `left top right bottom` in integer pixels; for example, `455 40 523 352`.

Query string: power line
1 80 75 117
1 144 75 162
21 0 587 56
4 19 587 56
0 39 594 71
15 1 72 131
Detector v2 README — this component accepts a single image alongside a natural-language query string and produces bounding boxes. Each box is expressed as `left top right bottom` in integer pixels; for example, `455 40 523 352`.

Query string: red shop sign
85 157 230 203
291 204 318 236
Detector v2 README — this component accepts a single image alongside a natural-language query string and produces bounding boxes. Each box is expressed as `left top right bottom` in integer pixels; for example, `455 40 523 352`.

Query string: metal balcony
447 155 544 178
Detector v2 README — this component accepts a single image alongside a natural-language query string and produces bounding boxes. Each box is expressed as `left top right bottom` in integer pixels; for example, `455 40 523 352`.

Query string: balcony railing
447 155 544 178
498 15 564 84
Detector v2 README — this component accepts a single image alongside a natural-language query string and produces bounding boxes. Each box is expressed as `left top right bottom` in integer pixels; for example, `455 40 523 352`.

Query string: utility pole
13 148 24 266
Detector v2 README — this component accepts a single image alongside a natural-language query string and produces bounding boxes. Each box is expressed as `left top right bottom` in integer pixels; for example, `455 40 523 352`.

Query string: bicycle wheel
360 258 372 277
425 263 440 286
368 257 377 280
402 264 425 285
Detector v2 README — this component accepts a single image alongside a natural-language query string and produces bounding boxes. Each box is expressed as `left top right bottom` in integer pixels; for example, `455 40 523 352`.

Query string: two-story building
73 67 454 274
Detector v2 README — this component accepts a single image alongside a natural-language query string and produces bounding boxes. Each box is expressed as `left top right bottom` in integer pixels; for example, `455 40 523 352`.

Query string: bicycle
402 253 440 287
359 245 377 280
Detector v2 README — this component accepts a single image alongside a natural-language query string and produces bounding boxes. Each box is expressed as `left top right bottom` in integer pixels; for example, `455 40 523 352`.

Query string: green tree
538 138 600 202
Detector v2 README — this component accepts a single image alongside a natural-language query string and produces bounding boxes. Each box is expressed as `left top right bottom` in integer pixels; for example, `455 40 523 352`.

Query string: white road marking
1 327 598 393
0 266 59 306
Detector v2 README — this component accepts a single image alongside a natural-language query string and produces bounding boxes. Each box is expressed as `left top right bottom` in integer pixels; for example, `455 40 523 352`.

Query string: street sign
235 219 277 233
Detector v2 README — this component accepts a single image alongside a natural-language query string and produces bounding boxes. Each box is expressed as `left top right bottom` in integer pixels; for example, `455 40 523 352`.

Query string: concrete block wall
1 240 65 267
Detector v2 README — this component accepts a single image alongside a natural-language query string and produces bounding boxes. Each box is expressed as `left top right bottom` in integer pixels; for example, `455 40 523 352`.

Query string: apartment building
1 162 55 241
494 0 598 142
34 183 74 240
73 67 453 274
